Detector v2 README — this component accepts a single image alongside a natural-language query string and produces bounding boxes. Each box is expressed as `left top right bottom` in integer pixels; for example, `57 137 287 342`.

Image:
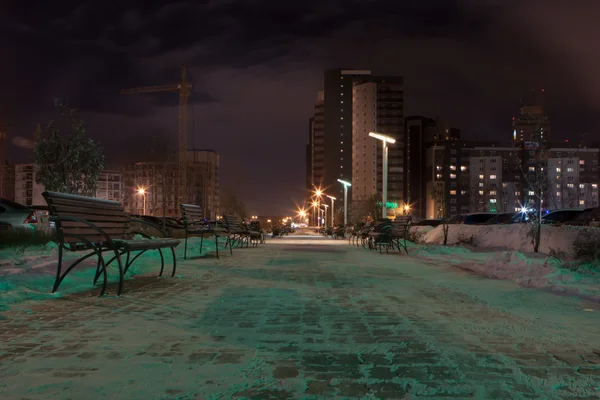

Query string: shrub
0 229 54 251
571 230 600 262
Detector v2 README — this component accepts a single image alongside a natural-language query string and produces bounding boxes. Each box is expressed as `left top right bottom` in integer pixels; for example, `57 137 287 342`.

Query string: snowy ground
1 233 599 399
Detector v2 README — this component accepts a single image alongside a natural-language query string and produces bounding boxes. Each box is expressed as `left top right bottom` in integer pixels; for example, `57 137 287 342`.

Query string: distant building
0 163 15 201
512 103 551 144
405 116 461 219
12 164 44 206
95 170 125 202
124 149 220 218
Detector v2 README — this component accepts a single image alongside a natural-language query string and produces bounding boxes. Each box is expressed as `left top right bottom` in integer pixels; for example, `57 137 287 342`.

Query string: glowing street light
337 179 351 226
137 187 147 215
403 204 410 215
326 195 336 226
322 204 329 227
369 132 396 218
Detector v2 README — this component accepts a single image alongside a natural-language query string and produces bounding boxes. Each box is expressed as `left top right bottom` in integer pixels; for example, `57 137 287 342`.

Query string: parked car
412 219 442 227
484 212 518 225
0 198 50 233
542 209 586 224
559 207 600 227
447 213 497 225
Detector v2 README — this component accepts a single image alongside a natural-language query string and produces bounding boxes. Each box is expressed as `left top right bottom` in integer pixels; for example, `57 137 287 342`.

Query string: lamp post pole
369 132 396 220
327 195 336 226
382 139 388 219
337 179 351 226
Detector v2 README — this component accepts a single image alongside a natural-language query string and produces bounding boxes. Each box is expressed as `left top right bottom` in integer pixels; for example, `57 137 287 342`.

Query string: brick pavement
1 236 599 399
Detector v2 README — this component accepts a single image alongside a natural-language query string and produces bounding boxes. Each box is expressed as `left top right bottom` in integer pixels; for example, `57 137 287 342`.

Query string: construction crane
121 64 192 209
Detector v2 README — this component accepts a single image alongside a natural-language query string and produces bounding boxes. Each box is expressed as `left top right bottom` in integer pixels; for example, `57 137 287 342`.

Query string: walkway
1 235 599 399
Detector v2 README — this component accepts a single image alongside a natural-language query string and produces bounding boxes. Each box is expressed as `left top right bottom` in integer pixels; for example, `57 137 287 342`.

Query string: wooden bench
368 216 411 255
222 215 261 248
43 191 180 296
180 203 231 259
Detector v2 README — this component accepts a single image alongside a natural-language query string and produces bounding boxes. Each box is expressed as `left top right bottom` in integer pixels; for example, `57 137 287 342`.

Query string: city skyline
2 0 600 214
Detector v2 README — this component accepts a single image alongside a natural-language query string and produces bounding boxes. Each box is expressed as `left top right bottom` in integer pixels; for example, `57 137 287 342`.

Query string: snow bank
414 246 600 301
419 223 597 255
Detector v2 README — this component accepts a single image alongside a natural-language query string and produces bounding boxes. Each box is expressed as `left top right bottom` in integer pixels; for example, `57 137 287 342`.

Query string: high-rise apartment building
308 91 325 191
351 78 404 215
322 69 372 200
14 164 45 206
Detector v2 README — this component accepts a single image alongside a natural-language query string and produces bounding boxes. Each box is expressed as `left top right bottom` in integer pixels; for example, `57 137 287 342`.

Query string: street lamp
326 195 336 226
369 132 396 219
137 188 147 215
403 204 410 215
337 179 351 226
313 188 323 227
323 204 329 227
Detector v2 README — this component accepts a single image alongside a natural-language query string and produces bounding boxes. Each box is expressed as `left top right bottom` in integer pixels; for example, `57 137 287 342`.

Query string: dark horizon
2 0 599 214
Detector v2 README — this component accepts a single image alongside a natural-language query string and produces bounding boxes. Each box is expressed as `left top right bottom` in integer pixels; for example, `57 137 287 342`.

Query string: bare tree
431 182 449 245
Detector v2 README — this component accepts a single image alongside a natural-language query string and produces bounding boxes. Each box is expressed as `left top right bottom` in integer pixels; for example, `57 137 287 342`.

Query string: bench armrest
50 216 114 244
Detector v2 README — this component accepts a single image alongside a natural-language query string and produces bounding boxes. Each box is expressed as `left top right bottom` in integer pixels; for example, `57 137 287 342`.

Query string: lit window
490 199 497 203
556 192 561 196
580 160 585 165
490 191 496 195
460 166 467 171
478 190 483 195
567 168 574 172
580 184 585 188
556 167 561 172
556 184 560 188
461 190 467 195
436 174 442 179
436 165 442 171
490 175 497 179
529 191 534 196
450 174 456 179
567 183 574 188
450 165 456 170
479 183 484 188
450 190 457 195
479 174 484 179
529 167 535 171
593 184 598 189
580 200 585 205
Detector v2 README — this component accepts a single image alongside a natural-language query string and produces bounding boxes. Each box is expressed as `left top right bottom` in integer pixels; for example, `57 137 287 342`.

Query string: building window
556 192 561 196
580 159 585 165
567 183 574 188
529 166 535 171
479 174 484 179
580 184 585 188
450 174 456 179
479 190 484 195
450 165 456 170
479 183 484 188
460 166 467 171
490 191 496 195
556 167 561 172
490 175 497 179
580 200 585 205
450 190 457 195
529 191 534 196
567 168 574 172
490 199 497 203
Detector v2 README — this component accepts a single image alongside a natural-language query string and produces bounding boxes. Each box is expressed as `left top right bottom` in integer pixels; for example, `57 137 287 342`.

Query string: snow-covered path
1 236 599 399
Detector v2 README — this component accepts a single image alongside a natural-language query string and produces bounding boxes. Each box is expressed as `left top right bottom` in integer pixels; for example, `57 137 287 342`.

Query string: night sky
1 0 599 215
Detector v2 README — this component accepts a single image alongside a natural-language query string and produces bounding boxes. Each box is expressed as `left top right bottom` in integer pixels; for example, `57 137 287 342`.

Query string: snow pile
0 236 217 308
420 223 597 255
415 246 600 301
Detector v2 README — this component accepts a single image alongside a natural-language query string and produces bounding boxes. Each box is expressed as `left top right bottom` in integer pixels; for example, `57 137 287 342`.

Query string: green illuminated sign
378 202 399 208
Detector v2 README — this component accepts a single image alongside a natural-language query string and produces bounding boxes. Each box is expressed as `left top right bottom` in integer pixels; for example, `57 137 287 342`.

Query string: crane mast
121 64 191 211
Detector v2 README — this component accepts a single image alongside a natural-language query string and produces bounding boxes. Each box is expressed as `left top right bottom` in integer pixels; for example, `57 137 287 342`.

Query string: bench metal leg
184 235 188 260
214 234 219 259
170 247 177 277
53 243 108 296
114 249 125 296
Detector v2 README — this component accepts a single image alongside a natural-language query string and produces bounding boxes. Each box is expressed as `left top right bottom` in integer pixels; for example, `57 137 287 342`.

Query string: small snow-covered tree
34 99 104 196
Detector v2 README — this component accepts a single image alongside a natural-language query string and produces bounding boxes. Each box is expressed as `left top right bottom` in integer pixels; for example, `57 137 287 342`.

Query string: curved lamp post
337 179 351 226
369 132 396 218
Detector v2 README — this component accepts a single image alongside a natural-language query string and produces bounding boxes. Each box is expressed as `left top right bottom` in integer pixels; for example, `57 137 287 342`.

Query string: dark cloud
1 0 599 214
